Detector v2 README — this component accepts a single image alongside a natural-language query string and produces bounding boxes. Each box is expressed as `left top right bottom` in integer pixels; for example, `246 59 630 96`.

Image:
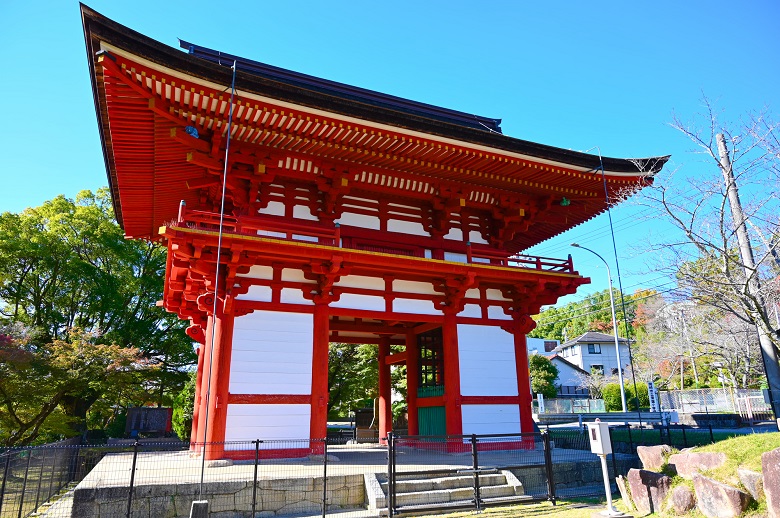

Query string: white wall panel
225 404 311 444
229 311 313 395
387 219 428 236
293 204 318 221
334 212 380 230
444 252 467 263
461 405 521 435
257 201 285 217
485 289 511 301
236 285 273 302
459 304 482 318
329 293 386 312
238 265 274 280
334 275 386 291
458 324 518 396
468 231 488 245
486 306 511 320
280 288 313 305
444 228 463 241
394 280 437 296
393 298 440 315
282 269 316 284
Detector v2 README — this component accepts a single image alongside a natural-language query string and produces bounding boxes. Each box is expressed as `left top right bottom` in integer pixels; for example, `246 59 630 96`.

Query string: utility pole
717 133 780 422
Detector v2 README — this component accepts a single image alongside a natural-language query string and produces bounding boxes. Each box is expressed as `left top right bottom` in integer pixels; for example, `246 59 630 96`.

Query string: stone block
670 485 695 515
148 495 176 518
98 499 129 517
615 475 634 512
234 485 259 511
209 493 237 512
737 468 763 501
763 447 780 518
637 445 671 471
668 452 726 479
693 473 751 518
627 468 672 515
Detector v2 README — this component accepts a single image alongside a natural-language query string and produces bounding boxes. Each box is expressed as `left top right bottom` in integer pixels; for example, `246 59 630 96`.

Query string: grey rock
693 473 752 518
671 485 695 515
627 468 672 514
764 447 780 518
637 445 671 471
668 452 726 479
737 468 763 501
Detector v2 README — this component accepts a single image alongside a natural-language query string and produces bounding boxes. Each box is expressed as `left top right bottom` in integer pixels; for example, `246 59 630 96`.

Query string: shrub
604 381 649 411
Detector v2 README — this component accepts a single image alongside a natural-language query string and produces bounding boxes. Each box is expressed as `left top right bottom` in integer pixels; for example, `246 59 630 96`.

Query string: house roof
545 354 590 375
558 331 629 349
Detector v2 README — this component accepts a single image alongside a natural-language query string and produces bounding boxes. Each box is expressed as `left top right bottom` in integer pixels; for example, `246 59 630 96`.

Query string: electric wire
199 60 238 497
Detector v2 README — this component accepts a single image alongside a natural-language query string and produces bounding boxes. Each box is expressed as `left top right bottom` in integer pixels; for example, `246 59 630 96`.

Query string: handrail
175 204 575 275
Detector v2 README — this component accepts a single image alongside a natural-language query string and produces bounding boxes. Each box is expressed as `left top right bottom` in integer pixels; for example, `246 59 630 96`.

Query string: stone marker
190 500 209 518
693 473 751 518
670 485 695 515
637 445 671 471
737 468 763 501
668 452 726 479
627 468 672 515
616 475 635 512
763 447 780 518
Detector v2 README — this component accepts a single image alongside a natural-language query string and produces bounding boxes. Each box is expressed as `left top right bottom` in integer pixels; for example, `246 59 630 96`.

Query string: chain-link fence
659 388 775 423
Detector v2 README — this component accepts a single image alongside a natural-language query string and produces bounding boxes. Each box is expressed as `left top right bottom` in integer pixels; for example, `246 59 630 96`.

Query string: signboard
648 381 660 412
537 393 545 414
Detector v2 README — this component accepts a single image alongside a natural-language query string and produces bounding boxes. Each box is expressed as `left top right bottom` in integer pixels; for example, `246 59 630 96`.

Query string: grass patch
694 432 780 484
414 499 604 517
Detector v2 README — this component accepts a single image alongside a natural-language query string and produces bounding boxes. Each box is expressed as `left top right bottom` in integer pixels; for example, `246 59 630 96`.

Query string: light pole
571 243 628 413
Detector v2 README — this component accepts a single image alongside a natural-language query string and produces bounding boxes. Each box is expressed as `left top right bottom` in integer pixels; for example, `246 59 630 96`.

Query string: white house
554 331 631 377
545 354 590 396
526 337 559 355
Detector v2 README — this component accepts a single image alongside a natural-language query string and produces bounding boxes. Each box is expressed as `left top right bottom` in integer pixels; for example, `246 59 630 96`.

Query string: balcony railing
175 203 575 274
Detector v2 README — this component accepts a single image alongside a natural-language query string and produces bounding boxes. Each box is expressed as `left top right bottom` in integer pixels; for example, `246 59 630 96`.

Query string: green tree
0 328 146 446
328 343 378 416
529 354 559 399
172 370 196 440
0 190 196 437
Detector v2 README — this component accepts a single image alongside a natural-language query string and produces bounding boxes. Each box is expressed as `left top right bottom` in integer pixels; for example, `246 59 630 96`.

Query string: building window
587 344 601 354
591 364 604 375
544 340 557 352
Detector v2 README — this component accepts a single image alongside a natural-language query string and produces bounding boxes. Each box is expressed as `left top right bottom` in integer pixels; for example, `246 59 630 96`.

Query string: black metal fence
0 424 738 518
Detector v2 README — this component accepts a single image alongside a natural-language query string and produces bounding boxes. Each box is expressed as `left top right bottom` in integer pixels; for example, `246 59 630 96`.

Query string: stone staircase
365 470 530 515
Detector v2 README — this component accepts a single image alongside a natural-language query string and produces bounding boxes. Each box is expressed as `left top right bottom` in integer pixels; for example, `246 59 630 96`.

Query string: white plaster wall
486 306 511 320
230 311 313 395
485 289 511 301
282 269 316 284
224 404 311 444
293 204 318 221
237 265 274 280
459 304 482 318
461 405 521 435
444 252 467 263
334 275 386 291
257 201 285 217
329 293 386 312
457 324 518 396
553 359 582 388
334 212 380 230
444 228 463 241
237 285 272 302
387 219 428 236
394 280 437 296
468 230 488 245
280 288 313 305
392 298 439 315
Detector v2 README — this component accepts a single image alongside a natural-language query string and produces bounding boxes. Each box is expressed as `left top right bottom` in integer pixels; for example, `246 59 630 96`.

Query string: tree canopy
528 354 559 399
0 190 195 444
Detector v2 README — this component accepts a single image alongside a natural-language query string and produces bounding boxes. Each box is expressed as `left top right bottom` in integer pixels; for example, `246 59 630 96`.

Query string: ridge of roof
560 331 629 348
545 353 590 375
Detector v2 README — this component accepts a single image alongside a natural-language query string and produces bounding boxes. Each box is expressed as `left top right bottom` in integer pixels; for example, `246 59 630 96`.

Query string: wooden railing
175 202 575 274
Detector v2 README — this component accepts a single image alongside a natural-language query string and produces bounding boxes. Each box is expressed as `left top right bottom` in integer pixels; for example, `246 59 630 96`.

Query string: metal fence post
626 425 634 454
0 451 11 515
34 448 46 510
608 427 617 480
126 441 139 518
708 423 715 444
681 425 688 448
17 449 32 518
470 434 481 511
252 440 259 517
542 432 556 505
387 432 395 517
322 439 328 518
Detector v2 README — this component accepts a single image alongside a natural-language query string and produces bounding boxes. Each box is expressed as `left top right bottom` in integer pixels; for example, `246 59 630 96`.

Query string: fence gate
386 433 555 517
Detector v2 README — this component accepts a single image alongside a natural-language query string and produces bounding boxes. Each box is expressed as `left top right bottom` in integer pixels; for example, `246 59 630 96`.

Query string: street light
571 243 628 413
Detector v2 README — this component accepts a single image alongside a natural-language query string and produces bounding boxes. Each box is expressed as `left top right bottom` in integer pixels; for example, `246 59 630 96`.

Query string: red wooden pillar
310 304 330 447
190 345 204 444
513 330 534 434
378 336 392 443
442 311 463 436
203 307 236 460
194 316 214 449
405 332 419 436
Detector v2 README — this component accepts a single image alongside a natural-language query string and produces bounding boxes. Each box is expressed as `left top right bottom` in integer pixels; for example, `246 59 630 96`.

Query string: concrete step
392 484 517 507
383 473 506 493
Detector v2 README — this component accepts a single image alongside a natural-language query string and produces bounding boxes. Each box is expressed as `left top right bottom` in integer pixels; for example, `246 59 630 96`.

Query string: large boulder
670 485 695 515
668 452 726 479
737 468 763 501
637 445 671 471
693 473 752 518
627 468 672 515
764 447 780 518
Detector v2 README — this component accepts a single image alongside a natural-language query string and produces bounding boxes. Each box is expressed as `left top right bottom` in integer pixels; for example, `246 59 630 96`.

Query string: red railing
175 203 574 274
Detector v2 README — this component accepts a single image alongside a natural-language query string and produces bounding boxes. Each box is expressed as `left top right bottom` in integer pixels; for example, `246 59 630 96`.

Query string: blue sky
1 1 778 305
